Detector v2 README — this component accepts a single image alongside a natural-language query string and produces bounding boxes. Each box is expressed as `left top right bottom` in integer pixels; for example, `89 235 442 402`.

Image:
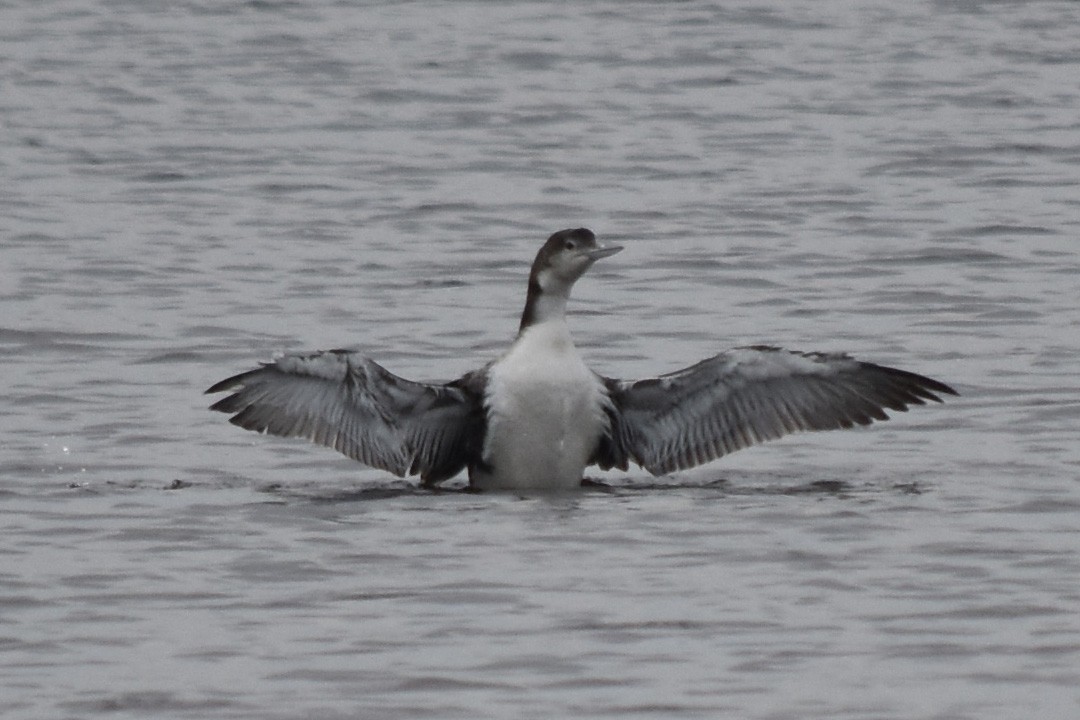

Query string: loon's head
519 228 622 332
530 228 623 293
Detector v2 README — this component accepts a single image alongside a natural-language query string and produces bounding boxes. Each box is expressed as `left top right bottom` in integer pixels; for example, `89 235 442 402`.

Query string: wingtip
204 381 228 395
207 394 238 413
921 378 959 402
205 368 257 396
873 363 959 402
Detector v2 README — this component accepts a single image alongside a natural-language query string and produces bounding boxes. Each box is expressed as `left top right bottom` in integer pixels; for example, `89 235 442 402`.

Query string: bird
206 228 957 491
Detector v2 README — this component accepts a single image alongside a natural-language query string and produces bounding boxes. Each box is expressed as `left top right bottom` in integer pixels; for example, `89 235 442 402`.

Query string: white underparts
476 319 609 491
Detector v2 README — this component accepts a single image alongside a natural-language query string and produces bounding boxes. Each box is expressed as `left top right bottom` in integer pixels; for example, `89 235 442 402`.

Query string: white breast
476 321 609 491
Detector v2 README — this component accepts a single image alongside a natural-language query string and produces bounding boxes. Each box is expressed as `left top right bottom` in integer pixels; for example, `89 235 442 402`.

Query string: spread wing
206 350 485 484
595 346 957 476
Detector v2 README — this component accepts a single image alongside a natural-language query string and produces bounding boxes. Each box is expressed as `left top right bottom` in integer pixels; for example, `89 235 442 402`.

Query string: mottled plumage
207 228 957 490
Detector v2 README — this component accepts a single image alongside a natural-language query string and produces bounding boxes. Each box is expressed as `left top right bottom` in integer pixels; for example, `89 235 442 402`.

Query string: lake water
3 1 1080 718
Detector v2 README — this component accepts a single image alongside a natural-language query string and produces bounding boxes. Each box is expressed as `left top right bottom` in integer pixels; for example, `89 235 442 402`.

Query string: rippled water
3 1 1080 718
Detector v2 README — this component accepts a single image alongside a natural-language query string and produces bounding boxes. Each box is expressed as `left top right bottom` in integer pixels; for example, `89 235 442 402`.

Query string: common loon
206 228 957 491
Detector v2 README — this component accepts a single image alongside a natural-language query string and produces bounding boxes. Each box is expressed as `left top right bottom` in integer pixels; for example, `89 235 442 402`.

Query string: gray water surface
3 1 1080 718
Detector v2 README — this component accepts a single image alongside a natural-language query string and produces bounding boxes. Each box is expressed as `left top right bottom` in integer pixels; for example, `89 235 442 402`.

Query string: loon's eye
564 239 577 250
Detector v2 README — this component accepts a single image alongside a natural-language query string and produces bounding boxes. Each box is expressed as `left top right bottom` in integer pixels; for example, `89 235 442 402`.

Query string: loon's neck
518 276 571 336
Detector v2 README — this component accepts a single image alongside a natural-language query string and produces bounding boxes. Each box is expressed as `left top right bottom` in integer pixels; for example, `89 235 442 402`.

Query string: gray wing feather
599 346 957 475
206 350 483 483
